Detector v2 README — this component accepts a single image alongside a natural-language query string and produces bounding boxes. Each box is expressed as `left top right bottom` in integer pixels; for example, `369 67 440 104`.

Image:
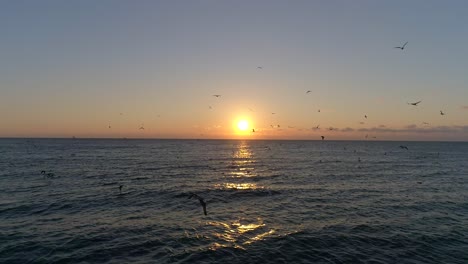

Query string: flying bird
318 109 321 113
271 112 276 115
139 125 145 130
364 115 368 119
321 136 325 140
399 145 409 150
408 100 422 106
440 110 445 116
257 66 263 69
394 42 408 50
108 125 111 129
252 129 255 132
188 193 207 215
213 95 221 98
306 90 311 94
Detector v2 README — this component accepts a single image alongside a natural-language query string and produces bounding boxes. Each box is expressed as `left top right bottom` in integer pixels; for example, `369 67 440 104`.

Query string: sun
237 120 249 131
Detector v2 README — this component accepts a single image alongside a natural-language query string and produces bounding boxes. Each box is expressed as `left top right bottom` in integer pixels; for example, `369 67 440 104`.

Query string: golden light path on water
207 141 277 251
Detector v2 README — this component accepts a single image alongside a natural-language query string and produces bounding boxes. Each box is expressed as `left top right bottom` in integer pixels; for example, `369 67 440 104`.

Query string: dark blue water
1 139 467 263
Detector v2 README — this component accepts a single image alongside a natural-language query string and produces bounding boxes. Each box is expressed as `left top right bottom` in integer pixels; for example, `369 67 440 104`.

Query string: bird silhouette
306 90 311 94
252 129 255 132
188 193 207 215
257 66 263 69
399 145 409 150
321 136 325 140
394 42 408 50
119 185 123 194
213 95 221 98
408 100 422 106
440 110 445 116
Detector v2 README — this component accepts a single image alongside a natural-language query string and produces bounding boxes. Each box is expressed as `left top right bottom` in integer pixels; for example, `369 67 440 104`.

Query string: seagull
306 90 311 94
440 110 445 116
321 136 325 140
188 193 207 215
119 185 123 194
364 115 368 119
213 95 221 98
315 125 320 129
408 100 422 106
399 145 409 150
277 125 280 128
139 126 145 130
394 42 408 50
257 66 263 69
271 112 276 115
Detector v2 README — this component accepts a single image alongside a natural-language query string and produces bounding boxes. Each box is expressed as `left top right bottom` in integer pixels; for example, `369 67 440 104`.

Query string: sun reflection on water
206 218 276 250
226 141 257 178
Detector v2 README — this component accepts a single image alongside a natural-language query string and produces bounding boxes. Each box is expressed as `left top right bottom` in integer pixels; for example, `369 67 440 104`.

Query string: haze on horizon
1 1 468 141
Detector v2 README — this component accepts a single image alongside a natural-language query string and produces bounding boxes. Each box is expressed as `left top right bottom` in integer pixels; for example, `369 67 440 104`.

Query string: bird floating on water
394 42 408 50
188 193 207 215
119 185 123 194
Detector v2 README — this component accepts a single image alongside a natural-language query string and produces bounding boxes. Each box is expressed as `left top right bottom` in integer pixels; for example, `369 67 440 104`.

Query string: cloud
340 127 355 132
356 125 468 134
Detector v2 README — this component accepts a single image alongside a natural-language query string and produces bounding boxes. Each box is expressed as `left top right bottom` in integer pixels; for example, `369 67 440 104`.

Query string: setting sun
237 120 249 131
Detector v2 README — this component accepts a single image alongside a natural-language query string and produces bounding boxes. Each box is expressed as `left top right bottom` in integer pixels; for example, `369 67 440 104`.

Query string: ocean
1 139 467 263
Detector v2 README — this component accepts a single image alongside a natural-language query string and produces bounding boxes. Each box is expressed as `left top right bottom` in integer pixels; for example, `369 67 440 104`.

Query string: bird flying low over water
394 42 408 50
188 193 207 215
399 145 409 150
321 136 325 140
408 101 422 106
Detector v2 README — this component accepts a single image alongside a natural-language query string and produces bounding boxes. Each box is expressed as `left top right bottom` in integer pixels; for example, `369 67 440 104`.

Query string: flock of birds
103 41 449 141
54 41 448 216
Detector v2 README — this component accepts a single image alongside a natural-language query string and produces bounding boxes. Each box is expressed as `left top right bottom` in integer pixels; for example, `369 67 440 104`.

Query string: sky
1 0 468 141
